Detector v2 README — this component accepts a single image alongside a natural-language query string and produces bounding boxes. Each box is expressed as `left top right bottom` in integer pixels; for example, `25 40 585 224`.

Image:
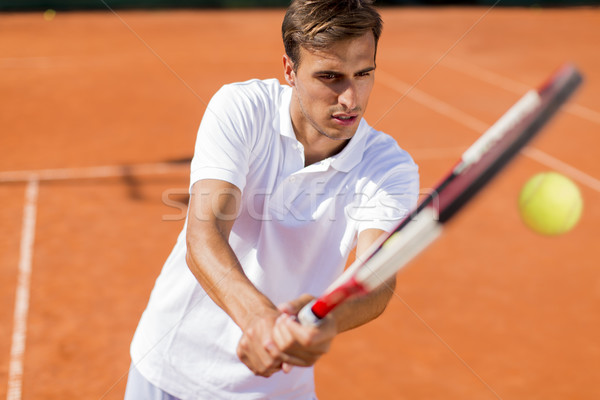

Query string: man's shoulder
218 78 287 105
207 79 289 124
361 125 417 170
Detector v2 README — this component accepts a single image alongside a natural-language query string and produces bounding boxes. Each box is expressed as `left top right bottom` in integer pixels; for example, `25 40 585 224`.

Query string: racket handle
298 300 322 326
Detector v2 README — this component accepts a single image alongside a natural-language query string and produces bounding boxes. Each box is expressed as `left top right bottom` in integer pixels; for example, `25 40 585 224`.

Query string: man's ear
282 54 296 87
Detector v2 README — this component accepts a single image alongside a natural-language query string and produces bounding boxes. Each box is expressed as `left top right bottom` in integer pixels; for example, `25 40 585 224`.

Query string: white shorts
124 364 180 400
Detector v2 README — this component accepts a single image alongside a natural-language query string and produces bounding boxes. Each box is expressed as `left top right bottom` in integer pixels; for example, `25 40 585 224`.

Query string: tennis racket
298 63 583 326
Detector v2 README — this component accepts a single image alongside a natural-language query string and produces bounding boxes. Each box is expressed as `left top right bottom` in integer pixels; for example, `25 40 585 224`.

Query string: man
126 0 419 398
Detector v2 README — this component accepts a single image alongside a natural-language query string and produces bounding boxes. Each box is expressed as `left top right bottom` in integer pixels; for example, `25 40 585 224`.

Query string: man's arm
331 228 396 333
185 179 283 377
271 228 396 369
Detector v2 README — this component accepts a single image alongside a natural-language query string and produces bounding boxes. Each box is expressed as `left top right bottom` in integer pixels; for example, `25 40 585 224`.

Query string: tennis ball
518 172 583 236
43 9 56 21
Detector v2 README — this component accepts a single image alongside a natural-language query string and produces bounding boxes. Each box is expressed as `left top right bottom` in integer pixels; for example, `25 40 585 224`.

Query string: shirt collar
328 118 369 172
277 85 370 173
278 86 297 141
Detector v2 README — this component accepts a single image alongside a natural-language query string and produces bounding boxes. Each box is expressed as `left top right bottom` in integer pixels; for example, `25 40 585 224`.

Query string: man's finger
279 313 327 347
277 293 314 315
273 314 330 360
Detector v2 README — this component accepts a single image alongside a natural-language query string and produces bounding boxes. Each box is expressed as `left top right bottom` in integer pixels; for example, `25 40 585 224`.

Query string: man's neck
304 140 349 167
290 98 351 166
291 120 350 167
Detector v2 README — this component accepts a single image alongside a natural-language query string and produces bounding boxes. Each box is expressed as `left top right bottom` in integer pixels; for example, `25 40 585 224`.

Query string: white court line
0 162 189 184
410 146 469 160
442 58 600 126
377 70 489 133
0 57 54 69
6 179 39 400
523 147 600 192
0 162 187 398
377 69 600 193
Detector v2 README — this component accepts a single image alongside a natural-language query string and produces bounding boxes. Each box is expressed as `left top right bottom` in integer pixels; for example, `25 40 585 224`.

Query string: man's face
285 32 376 143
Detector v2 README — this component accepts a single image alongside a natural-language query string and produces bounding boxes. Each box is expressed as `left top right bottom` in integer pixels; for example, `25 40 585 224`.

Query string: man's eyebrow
356 66 376 74
313 69 341 75
313 66 376 75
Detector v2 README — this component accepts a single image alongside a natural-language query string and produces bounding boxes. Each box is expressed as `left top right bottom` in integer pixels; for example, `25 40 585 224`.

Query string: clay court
1 5 599 399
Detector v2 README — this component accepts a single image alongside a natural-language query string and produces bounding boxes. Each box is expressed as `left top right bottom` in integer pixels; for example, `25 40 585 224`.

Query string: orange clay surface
1 6 599 400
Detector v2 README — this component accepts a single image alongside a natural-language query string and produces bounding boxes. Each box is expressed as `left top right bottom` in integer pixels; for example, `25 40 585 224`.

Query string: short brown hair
282 0 383 69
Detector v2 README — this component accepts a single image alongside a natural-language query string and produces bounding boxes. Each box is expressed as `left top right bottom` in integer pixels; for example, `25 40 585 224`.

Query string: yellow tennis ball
43 9 56 21
518 172 583 236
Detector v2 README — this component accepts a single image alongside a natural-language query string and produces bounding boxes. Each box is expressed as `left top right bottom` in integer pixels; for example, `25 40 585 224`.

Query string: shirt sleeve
189 84 255 192
352 161 420 235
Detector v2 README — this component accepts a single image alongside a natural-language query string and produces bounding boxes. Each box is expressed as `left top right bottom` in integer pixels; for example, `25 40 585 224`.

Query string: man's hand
236 309 284 377
270 294 338 373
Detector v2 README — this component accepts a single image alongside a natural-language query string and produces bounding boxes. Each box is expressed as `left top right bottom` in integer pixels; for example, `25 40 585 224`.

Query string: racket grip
298 300 322 326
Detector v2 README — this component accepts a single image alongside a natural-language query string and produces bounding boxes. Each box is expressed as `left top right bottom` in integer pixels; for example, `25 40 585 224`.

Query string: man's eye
320 74 337 80
357 71 371 77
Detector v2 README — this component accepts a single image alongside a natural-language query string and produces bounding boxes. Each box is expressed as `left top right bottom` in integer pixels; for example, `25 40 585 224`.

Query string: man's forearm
186 226 277 330
331 276 396 333
327 228 398 333
186 179 277 331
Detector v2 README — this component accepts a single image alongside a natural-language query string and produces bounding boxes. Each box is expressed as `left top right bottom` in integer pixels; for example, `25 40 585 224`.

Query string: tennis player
126 0 419 398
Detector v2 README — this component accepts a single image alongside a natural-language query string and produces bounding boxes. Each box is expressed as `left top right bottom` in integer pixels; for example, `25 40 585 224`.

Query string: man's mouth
332 114 358 125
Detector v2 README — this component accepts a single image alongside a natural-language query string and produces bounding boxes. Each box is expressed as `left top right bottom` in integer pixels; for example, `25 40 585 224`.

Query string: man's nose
338 82 357 111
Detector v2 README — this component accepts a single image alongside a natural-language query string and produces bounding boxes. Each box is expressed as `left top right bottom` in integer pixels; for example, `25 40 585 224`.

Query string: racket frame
299 64 583 326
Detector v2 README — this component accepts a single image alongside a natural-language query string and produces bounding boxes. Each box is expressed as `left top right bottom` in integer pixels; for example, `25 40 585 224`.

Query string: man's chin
321 124 359 141
317 129 353 141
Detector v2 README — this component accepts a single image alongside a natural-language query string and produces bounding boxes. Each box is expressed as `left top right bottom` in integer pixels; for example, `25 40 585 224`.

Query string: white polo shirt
131 79 419 399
